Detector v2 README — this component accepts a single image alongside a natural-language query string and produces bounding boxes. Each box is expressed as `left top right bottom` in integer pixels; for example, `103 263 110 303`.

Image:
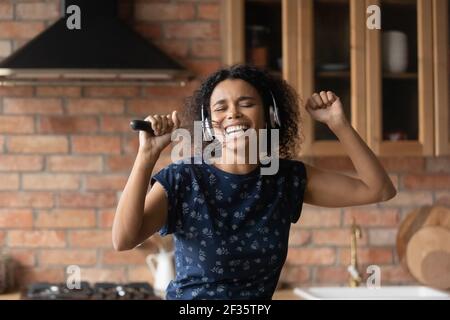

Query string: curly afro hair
183 64 304 159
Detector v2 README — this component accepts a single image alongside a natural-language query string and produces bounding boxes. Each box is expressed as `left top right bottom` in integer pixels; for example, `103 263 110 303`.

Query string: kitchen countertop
0 289 300 300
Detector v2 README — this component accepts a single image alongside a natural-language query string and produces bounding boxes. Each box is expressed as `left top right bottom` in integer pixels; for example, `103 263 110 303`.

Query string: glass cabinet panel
313 0 351 141
244 0 282 74
381 0 418 141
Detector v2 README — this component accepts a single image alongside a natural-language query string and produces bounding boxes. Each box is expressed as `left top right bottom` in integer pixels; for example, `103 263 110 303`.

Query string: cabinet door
221 0 284 71
298 0 367 156
366 0 434 156
433 0 450 155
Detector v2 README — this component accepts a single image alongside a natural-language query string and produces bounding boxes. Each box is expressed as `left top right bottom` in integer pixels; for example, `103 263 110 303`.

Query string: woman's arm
302 91 397 208
112 111 180 251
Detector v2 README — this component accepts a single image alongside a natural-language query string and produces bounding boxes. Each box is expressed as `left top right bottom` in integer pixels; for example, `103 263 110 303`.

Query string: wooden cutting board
406 226 450 289
397 205 450 289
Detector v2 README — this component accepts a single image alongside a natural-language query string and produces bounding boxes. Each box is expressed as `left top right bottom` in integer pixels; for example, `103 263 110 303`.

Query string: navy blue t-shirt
151 157 307 300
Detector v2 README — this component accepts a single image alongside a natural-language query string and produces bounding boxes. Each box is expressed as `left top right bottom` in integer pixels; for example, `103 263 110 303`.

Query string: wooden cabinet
220 0 450 156
433 0 450 155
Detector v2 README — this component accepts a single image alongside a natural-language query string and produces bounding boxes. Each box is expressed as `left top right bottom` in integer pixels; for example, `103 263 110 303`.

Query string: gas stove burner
26 281 92 300
92 282 155 300
24 282 159 300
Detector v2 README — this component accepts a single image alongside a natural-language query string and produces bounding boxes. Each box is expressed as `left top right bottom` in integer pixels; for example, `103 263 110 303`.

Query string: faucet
348 217 362 287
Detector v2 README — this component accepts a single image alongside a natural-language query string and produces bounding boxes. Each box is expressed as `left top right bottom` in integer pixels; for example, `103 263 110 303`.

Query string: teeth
225 125 248 134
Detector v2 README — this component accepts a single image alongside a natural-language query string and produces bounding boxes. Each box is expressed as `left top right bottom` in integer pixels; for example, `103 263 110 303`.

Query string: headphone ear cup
202 118 215 142
269 105 281 128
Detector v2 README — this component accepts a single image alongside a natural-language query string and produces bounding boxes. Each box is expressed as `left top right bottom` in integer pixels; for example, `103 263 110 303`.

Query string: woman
112 64 396 299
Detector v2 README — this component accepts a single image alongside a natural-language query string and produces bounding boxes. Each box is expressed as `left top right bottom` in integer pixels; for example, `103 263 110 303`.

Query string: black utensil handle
130 120 155 135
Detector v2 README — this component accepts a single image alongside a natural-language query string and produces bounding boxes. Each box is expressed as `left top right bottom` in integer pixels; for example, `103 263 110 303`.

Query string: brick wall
0 0 449 289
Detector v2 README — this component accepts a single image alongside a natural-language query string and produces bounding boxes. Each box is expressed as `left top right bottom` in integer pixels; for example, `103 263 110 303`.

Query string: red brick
47 155 102 172
382 191 433 207
16 2 59 20
133 23 162 39
288 228 311 246
101 249 150 265
72 136 121 154
339 248 394 265
57 191 117 208
0 21 45 38
67 99 124 114
36 86 81 97
154 40 189 59
184 59 221 76
403 174 450 190
0 116 34 133
78 268 126 283
36 209 96 228
99 209 115 228
38 116 98 134
0 3 13 19
7 249 35 267
343 208 400 227
143 80 199 97
379 265 416 284
106 155 134 172
70 230 113 248
9 230 66 248
123 135 140 155
83 86 140 98
312 228 368 246
128 266 154 284
426 157 450 173
8 136 68 154
0 40 11 57
23 174 80 190
0 155 43 172
190 40 221 58
315 266 349 284
197 3 219 20
100 116 134 133
3 98 63 114
39 249 97 266
297 206 341 228
15 267 64 287
0 87 34 97
0 209 33 228
127 98 182 115
85 175 128 191
379 157 425 173
134 3 195 21
0 231 4 246
165 22 220 39
286 248 336 265
368 228 397 246
0 174 19 190
279 266 310 284
0 191 53 208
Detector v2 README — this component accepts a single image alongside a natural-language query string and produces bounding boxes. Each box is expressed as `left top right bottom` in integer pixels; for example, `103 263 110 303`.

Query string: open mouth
224 124 250 135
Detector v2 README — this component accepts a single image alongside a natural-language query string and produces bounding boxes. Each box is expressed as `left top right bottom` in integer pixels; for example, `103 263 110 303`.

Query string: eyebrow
212 96 255 107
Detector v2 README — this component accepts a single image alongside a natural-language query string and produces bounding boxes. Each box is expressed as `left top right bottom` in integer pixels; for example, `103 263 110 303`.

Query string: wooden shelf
246 0 280 6
383 72 418 79
316 71 350 78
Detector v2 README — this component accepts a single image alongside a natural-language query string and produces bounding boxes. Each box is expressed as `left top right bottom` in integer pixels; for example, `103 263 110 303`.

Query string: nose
226 104 242 120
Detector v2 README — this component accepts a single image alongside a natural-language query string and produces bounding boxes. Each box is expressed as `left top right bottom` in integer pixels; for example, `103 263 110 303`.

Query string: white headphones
201 91 281 142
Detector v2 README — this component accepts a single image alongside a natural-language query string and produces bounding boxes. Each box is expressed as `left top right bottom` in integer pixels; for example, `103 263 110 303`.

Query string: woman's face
209 79 266 152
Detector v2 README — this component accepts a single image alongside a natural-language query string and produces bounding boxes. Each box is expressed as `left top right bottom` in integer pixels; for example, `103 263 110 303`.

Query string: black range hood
0 0 192 85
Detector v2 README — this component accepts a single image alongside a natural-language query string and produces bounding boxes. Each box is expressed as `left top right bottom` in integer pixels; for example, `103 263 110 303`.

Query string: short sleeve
287 160 307 224
150 163 184 236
